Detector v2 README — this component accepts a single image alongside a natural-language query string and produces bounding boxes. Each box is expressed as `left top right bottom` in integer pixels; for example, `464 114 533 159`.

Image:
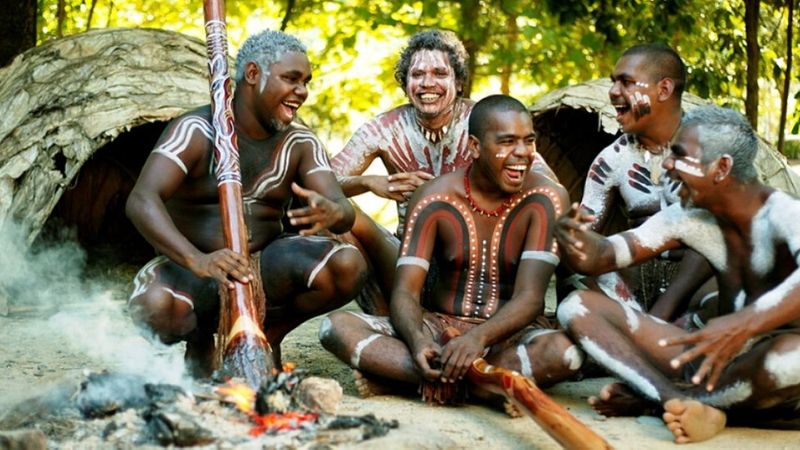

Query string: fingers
205 250 252 288
414 348 442 381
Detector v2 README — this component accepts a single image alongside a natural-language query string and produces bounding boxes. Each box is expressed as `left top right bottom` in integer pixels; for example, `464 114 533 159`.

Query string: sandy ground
1 260 800 450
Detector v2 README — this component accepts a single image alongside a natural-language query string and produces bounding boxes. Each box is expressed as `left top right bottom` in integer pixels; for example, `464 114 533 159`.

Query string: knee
556 290 593 333
129 290 195 344
318 311 358 354
329 248 368 298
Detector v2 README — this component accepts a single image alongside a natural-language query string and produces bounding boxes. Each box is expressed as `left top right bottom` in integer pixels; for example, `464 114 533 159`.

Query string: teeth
506 165 527 171
420 94 439 101
283 102 300 108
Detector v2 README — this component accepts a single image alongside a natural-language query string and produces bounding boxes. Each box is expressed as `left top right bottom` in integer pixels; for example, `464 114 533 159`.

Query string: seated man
568 43 714 322
321 95 582 406
556 105 800 443
332 30 554 315
126 29 366 376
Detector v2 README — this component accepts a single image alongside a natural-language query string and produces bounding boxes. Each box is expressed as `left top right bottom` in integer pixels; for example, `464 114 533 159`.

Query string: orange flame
215 381 256 413
215 363 317 436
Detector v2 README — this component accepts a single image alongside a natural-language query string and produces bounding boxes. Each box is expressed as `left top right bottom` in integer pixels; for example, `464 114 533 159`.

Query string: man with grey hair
126 29 367 377
556 105 800 443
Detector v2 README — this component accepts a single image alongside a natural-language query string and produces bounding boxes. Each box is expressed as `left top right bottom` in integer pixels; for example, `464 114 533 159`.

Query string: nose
295 83 308 100
662 152 675 171
609 81 621 98
513 140 535 158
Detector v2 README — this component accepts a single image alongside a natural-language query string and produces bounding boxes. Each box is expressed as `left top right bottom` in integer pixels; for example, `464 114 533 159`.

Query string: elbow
330 200 356 234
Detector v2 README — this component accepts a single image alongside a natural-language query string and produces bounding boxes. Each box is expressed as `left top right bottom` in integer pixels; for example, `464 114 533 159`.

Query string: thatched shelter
531 78 800 234
0 27 209 260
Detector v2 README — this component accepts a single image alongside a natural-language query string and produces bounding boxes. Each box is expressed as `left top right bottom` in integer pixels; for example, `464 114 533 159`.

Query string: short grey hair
681 105 759 182
234 29 306 82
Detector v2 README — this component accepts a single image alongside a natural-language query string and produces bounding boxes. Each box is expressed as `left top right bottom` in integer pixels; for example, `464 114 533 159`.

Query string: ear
468 134 481 160
713 154 733 183
244 61 261 86
657 77 675 102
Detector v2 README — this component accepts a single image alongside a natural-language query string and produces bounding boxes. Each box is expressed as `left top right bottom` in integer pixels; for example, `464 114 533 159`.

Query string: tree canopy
24 0 800 152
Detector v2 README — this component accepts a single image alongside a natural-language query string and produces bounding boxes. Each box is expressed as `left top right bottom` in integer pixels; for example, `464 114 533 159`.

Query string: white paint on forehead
765 346 800 388
557 292 590 327
608 235 633 268
563 345 584 371
580 337 660 401
631 203 727 271
734 290 746 312
408 49 452 75
674 159 704 177
698 380 752 408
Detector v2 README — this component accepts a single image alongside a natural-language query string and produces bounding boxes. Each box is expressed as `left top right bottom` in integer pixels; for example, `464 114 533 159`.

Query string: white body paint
752 192 800 312
153 116 214 174
580 336 660 401
563 345 584 371
698 381 753 408
765 346 800 389
608 235 633 268
396 256 430 271
318 316 332 340
556 292 590 328
521 250 560 266
351 334 382 368
673 159 704 177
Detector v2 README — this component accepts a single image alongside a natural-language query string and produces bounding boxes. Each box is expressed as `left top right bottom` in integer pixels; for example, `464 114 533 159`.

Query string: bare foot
663 398 726 444
588 382 659 417
353 370 410 398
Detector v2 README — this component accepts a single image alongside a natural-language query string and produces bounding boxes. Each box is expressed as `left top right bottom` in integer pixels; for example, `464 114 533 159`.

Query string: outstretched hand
287 182 344 236
368 171 434 201
658 313 753 391
556 203 596 261
191 249 252 289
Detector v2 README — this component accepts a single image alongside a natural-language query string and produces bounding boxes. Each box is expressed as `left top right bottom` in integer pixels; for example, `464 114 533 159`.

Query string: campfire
0 365 398 448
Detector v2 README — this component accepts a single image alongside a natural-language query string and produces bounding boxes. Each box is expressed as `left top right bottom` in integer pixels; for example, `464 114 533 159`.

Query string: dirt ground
1 255 799 450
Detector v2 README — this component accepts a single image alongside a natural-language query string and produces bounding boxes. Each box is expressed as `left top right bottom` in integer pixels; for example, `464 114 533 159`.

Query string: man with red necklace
320 95 581 406
331 30 553 315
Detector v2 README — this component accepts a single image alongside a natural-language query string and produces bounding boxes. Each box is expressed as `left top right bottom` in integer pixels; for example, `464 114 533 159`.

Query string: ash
0 370 398 449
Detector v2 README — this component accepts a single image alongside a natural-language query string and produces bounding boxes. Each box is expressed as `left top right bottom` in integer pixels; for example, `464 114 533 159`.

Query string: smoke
0 221 192 390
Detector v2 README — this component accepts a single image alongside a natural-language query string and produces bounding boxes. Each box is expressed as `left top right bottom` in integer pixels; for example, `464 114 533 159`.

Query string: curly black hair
394 29 469 95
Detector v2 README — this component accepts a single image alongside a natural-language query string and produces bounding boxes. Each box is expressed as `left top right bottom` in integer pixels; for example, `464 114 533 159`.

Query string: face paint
674 159 704 177
556 292 590 328
634 81 650 88
580 337 661 401
765 346 800 389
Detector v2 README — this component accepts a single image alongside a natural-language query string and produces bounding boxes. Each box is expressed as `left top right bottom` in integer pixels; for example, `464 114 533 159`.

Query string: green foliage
33 0 800 147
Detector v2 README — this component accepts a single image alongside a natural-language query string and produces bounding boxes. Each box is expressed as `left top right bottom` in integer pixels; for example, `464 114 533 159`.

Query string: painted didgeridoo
203 0 272 388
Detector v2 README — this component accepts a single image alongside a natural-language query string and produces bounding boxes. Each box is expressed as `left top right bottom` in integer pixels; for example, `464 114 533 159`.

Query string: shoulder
760 190 800 241
595 133 634 159
278 124 325 150
164 106 213 134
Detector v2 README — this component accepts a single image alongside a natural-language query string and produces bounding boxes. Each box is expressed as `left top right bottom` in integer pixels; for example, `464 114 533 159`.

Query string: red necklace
463 165 514 217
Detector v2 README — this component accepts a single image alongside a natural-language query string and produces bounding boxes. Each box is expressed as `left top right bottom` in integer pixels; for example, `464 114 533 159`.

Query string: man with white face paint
126 30 367 377
565 43 715 326
321 95 582 409
331 30 553 315
556 105 800 443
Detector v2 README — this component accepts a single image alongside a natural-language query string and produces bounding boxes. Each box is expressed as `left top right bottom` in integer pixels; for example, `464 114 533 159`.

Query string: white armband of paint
306 166 333 175
607 235 633 268
152 150 189 174
521 250 560 266
396 256 430 271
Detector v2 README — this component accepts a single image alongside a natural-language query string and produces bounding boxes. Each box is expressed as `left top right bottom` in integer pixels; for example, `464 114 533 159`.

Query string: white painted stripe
563 345 584 371
517 344 533 377
161 287 194 309
521 250 560 266
765 346 800 389
674 159 704 177
608 235 633 268
351 334 381 368
152 150 189 174
307 243 348 288
557 292 589 328
396 256 430 271
698 380 752 408
580 336 660 401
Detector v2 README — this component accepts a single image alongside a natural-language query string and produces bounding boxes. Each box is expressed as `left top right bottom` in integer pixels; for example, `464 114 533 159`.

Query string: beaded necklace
463 164 515 217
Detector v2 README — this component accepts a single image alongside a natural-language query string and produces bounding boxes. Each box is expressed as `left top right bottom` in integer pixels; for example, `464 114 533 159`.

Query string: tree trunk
778 0 795 155
745 0 760 130
458 0 484 98
0 0 37 68
500 13 519 95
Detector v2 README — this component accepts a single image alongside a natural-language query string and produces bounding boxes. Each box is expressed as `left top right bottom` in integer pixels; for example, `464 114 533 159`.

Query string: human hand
191 249 252 289
439 333 485 383
287 182 343 236
410 339 444 381
368 171 434 201
556 203 597 261
658 313 753 391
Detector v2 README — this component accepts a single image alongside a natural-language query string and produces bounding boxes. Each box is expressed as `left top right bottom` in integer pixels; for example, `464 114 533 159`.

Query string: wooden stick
468 359 612 450
202 0 272 388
